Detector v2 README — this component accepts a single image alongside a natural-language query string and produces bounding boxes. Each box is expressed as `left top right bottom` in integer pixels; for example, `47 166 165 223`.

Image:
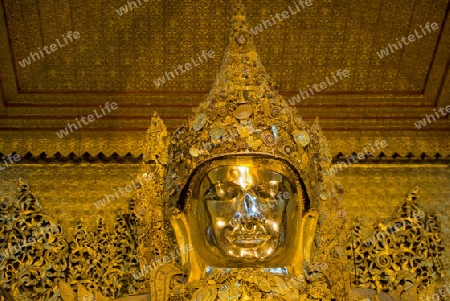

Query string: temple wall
337 164 450 282
0 163 448 277
0 164 143 235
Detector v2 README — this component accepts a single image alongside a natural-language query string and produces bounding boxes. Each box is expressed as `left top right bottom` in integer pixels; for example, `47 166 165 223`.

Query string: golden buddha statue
0 2 446 301
134 1 349 300
182 156 313 270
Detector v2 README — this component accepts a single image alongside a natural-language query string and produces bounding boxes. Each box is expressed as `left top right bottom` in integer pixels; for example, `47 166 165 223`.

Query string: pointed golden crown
164 0 345 260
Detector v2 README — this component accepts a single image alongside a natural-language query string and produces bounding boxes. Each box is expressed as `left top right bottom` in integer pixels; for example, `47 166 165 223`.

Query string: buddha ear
301 209 319 263
290 208 319 275
170 213 203 282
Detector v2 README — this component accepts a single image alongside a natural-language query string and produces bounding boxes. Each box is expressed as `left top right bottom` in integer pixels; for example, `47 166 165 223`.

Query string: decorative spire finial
231 0 247 28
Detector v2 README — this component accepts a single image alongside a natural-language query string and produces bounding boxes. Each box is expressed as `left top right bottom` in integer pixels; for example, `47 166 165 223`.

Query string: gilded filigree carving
347 186 445 300
0 178 146 301
66 210 141 298
0 178 68 300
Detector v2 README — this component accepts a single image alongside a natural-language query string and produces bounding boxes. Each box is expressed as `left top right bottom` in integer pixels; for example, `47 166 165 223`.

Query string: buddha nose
232 193 264 226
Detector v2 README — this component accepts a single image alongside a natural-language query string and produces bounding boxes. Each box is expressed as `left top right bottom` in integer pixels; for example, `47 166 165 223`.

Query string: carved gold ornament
347 186 445 300
135 0 348 300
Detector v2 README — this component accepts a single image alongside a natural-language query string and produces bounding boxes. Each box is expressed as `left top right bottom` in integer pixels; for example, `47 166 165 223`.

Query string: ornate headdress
160 0 346 262
135 3 347 293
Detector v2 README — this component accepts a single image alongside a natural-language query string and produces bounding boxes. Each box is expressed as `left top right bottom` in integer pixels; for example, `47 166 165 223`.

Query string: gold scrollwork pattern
0 178 68 300
0 179 146 300
65 203 142 298
347 186 445 297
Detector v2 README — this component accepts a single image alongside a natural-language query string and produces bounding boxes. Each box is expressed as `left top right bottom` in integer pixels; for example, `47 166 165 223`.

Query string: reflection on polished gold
204 167 283 259
0 0 447 299
185 156 307 267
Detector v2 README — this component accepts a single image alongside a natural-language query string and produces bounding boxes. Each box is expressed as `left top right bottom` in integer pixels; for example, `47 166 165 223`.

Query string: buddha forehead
205 165 283 189
184 155 306 210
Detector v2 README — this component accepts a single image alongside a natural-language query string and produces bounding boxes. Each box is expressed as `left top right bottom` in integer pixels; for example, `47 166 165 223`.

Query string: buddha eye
253 184 272 198
254 181 279 199
215 182 243 199
202 182 243 200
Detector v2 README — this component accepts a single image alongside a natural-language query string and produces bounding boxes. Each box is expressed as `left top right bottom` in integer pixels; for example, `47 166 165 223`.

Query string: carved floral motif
347 187 445 300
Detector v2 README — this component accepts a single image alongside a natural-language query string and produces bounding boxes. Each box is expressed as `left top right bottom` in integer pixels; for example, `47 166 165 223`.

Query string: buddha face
203 166 289 260
186 157 304 267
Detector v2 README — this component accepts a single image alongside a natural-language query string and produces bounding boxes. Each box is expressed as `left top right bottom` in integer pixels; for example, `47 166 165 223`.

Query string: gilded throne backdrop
0 0 449 300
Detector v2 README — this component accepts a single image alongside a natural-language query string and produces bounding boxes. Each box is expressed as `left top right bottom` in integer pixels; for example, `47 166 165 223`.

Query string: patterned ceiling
2 0 447 93
0 0 449 156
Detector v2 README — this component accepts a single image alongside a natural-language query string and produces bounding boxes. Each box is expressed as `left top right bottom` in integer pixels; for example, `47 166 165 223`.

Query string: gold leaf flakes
264 99 271 116
247 139 262 150
158 152 168 164
302 152 309 166
236 140 249 150
236 34 247 45
237 125 250 138
193 113 207 131
271 106 281 117
191 286 218 301
224 116 236 124
217 106 228 117
257 277 272 292
262 131 275 147
137 207 147 216
210 125 227 139
283 145 293 155
189 148 200 157
233 104 253 120
292 130 310 147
